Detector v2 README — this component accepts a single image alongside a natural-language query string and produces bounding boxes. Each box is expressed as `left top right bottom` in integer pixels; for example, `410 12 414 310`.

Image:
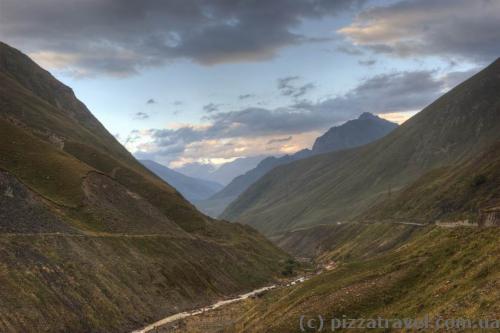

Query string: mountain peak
358 112 379 120
311 113 398 154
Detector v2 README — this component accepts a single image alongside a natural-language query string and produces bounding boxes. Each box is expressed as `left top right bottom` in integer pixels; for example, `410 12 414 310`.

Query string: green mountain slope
0 42 288 332
222 58 500 235
365 141 500 222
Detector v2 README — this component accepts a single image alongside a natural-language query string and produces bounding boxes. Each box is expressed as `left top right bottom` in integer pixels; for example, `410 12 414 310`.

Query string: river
132 276 309 333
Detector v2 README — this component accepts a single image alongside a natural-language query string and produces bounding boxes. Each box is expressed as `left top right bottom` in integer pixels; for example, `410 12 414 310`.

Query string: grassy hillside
0 232 283 332
275 222 423 261
235 226 500 332
0 42 288 332
222 58 500 236
365 141 500 222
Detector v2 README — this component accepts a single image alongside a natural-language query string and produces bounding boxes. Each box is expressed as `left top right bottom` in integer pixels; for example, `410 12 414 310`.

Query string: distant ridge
140 159 223 202
196 113 397 217
174 155 265 186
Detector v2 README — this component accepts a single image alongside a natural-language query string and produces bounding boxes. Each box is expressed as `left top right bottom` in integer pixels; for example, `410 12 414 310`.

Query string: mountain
0 42 288 332
195 155 304 217
197 113 397 217
140 159 223 202
312 112 399 153
222 58 500 236
174 155 265 186
173 162 217 181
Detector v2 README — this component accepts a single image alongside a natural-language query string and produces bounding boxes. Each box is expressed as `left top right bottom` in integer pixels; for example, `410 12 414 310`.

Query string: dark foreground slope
0 42 287 332
222 58 500 235
197 113 396 217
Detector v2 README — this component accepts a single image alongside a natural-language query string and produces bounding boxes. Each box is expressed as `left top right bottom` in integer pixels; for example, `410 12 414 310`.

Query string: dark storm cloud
0 0 365 76
340 0 500 63
135 68 472 160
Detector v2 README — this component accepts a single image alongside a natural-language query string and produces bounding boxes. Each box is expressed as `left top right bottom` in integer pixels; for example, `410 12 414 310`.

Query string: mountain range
222 58 500 236
0 41 287 332
140 159 223 202
174 155 265 186
196 113 397 217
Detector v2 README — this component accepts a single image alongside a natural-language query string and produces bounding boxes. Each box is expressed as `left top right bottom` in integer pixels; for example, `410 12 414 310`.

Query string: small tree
282 259 297 276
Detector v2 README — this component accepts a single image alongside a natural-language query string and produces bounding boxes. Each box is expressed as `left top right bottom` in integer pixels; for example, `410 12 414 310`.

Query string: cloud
0 0 365 76
358 59 376 66
134 112 150 120
267 136 293 145
299 70 445 117
173 100 184 106
146 98 156 104
203 103 222 113
335 44 364 55
277 76 300 90
128 68 475 163
239 93 255 100
440 68 481 90
277 76 316 98
339 0 500 63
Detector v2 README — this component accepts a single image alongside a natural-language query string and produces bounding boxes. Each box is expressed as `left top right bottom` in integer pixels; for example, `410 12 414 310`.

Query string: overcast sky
1 0 498 167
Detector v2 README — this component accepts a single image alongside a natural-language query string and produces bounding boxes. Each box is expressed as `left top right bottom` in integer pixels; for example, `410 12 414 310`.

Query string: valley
1 2 499 331
142 223 500 332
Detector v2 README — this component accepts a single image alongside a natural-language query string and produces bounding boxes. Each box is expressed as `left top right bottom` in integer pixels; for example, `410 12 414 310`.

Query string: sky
1 0 498 168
